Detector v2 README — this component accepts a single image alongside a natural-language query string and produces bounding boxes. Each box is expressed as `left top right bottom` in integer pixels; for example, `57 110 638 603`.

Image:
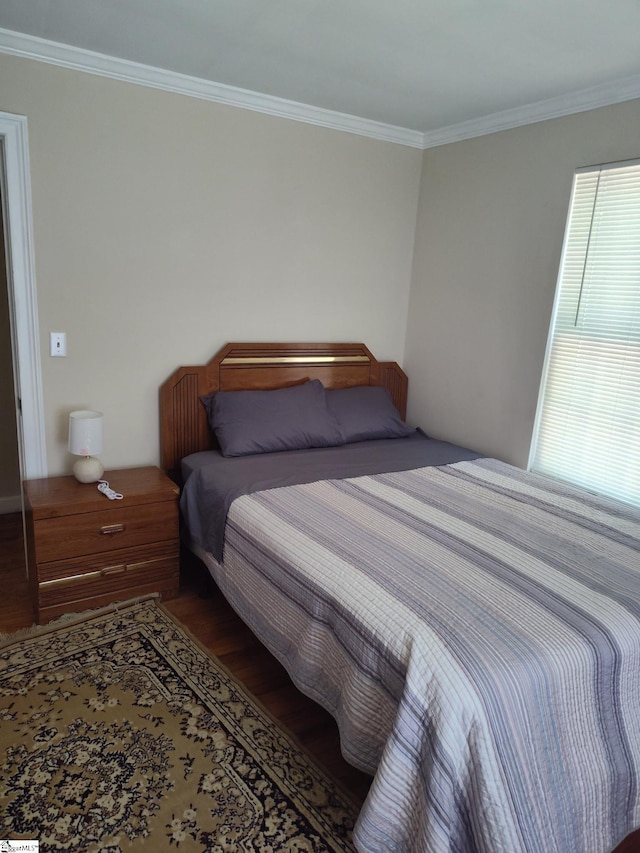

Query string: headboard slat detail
376 362 408 420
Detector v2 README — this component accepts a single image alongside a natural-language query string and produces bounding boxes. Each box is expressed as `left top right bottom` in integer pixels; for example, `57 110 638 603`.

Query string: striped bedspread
210 458 640 852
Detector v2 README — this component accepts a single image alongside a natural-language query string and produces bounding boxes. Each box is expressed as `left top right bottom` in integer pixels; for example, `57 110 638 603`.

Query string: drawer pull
100 523 126 535
100 564 126 576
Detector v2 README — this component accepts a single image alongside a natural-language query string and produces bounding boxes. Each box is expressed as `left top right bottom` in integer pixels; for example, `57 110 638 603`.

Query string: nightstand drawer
36 541 178 583
33 501 178 563
37 543 179 610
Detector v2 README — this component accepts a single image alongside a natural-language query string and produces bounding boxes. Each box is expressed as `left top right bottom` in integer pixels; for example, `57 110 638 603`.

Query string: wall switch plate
50 332 67 357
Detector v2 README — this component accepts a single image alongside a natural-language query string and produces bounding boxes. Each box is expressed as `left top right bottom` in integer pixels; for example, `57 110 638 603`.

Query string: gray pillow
201 379 344 457
326 385 414 444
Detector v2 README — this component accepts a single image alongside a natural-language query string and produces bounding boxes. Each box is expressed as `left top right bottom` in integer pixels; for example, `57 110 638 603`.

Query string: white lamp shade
68 410 104 456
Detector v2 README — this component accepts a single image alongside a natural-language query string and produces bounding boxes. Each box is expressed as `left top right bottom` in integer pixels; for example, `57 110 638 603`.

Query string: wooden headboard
159 342 408 478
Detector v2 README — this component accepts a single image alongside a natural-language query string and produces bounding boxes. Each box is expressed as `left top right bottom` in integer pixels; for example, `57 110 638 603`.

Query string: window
529 159 640 508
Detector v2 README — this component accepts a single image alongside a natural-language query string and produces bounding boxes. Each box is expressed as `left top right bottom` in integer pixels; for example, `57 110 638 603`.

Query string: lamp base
73 455 104 483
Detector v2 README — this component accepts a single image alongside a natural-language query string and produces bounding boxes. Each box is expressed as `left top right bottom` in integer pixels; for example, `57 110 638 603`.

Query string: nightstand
24 466 180 624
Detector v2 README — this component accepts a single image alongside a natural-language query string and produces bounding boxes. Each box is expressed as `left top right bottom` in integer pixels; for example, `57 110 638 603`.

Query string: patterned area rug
0 595 358 851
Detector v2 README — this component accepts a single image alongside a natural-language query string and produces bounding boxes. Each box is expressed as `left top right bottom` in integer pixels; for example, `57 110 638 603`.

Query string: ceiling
1 0 640 147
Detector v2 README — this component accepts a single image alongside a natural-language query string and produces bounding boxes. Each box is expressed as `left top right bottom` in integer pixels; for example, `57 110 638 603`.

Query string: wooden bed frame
159 342 408 479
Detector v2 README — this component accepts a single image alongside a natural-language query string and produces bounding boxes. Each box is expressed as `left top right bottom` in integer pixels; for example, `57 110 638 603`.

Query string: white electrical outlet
50 332 67 357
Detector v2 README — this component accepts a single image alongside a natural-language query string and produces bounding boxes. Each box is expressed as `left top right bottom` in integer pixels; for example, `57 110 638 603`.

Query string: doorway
0 111 47 482
0 111 46 630
0 174 30 629
0 189 21 514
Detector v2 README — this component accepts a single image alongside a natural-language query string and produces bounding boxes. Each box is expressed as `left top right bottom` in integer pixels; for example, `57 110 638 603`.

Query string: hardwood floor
2 510 638 850
0 510 31 633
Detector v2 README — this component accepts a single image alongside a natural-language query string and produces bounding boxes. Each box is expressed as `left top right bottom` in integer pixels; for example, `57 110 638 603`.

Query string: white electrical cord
97 480 124 500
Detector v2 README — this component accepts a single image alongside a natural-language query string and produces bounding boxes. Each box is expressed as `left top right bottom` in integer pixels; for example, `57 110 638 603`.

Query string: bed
160 342 640 853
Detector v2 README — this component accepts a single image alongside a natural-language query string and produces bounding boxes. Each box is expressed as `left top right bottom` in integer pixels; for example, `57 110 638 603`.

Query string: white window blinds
529 160 640 507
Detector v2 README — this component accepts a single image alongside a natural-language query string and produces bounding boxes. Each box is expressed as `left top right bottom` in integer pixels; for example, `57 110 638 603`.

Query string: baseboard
0 494 22 514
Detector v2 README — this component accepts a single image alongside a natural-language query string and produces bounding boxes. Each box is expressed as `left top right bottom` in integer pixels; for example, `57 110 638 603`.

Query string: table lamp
68 410 104 483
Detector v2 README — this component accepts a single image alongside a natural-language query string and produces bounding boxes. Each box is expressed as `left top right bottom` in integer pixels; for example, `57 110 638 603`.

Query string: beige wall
405 100 640 467
0 53 422 475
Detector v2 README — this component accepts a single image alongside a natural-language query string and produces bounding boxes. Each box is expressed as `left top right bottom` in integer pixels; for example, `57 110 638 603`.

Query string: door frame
0 111 46 479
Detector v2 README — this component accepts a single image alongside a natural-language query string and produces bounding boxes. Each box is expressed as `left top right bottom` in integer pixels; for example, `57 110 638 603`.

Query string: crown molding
2 27 639 152
0 28 424 149
423 74 640 149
